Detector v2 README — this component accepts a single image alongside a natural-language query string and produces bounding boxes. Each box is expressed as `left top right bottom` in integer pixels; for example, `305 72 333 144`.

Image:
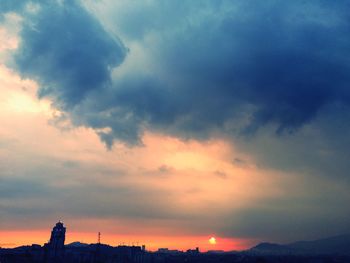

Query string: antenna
98 232 101 244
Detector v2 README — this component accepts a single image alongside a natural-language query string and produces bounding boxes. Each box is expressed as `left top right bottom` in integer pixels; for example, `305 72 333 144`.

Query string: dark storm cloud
152 0 350 134
6 0 350 146
12 0 127 109
0 0 30 19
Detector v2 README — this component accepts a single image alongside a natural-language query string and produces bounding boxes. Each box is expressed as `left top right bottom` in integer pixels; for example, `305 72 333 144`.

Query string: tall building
45 221 66 263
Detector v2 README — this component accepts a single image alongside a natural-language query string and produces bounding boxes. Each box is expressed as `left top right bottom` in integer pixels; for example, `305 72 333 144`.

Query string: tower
45 221 66 263
49 221 66 250
94 232 102 263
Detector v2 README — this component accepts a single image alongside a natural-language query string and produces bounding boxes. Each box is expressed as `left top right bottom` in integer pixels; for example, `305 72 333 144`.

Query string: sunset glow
209 237 217 245
0 230 252 252
1 1 350 258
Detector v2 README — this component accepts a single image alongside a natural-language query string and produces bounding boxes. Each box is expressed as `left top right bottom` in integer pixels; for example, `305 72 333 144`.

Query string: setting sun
209 237 217 245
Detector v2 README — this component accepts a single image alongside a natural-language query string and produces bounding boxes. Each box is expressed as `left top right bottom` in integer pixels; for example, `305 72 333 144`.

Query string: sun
209 237 217 245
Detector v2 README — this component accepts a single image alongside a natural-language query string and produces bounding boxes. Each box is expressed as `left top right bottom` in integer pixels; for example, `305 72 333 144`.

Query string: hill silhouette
250 234 350 255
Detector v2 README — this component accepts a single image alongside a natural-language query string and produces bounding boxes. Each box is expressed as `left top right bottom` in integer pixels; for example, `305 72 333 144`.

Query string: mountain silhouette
250 234 350 255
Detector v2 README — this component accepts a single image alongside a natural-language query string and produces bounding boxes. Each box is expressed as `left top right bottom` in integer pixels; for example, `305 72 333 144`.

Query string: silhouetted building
44 221 66 263
186 247 199 254
156 248 183 255
115 245 145 263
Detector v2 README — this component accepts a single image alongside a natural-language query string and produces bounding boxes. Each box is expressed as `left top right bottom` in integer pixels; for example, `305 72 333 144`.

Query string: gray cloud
236 103 350 180
4 0 350 147
0 0 33 19
220 192 350 242
92 0 350 147
12 0 127 110
0 172 188 230
0 177 50 199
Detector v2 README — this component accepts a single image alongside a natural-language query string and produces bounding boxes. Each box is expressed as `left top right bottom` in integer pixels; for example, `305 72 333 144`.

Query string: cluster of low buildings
0 221 149 263
0 222 201 263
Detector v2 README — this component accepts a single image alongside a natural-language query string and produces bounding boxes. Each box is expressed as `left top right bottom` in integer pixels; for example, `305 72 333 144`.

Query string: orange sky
0 229 255 251
0 58 316 251
1 14 349 251
0 64 267 251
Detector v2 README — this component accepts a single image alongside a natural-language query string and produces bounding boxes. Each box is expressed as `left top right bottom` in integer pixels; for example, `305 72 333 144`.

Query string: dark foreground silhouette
1 222 349 263
1 245 350 263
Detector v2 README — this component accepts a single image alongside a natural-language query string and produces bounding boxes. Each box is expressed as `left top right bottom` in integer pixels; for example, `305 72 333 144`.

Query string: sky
0 0 350 252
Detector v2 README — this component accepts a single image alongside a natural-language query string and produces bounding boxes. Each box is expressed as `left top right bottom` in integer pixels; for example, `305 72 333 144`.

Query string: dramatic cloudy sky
1 0 350 251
